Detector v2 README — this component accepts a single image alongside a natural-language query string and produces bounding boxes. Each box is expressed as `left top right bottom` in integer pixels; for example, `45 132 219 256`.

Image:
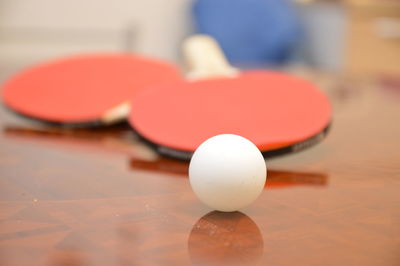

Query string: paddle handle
101 100 130 124
183 35 238 80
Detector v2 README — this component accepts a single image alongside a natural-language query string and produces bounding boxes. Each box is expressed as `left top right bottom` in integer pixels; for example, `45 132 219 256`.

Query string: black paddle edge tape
2 103 127 128
135 123 332 162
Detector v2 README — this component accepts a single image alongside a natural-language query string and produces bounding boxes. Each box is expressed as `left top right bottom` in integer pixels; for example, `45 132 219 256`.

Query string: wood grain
0 72 400 265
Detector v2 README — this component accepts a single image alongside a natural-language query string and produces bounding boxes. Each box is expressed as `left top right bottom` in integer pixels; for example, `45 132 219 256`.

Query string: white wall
296 2 347 71
0 0 194 65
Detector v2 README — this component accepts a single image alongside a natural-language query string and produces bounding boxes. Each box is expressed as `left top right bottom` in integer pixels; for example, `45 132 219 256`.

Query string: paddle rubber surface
129 71 331 159
2 54 181 124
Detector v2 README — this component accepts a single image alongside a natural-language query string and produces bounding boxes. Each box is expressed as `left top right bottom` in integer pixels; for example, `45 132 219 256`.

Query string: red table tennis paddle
2 53 181 127
128 35 332 160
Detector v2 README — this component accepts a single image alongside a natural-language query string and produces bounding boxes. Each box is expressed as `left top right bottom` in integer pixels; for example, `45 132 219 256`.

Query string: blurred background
0 0 399 76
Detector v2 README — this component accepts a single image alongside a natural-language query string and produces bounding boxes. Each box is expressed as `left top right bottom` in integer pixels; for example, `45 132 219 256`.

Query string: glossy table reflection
0 72 400 266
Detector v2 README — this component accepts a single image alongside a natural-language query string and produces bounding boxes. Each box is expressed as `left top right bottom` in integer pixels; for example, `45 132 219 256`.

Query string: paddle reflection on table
3 125 328 189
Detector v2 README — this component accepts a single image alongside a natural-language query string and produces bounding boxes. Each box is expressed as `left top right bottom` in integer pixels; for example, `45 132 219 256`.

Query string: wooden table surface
0 70 399 266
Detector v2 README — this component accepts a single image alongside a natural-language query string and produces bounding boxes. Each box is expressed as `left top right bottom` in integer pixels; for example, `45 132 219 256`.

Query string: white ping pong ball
189 134 267 212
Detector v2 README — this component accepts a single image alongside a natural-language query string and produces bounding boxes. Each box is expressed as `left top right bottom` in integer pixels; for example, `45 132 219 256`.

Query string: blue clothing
193 0 301 65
